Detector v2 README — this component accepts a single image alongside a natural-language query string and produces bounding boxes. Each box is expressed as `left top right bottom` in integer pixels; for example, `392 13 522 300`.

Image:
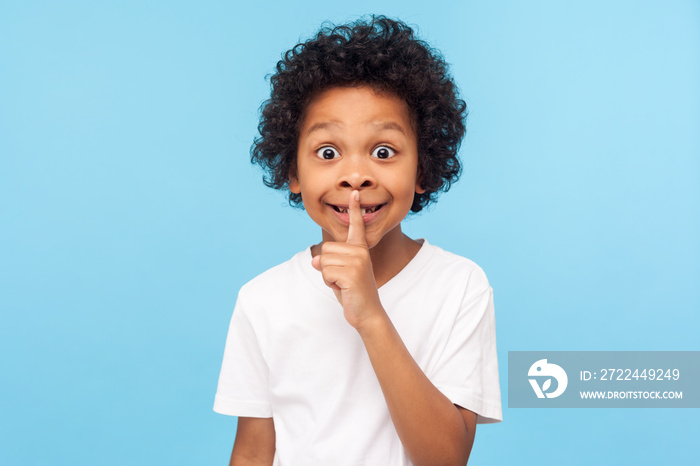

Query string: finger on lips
313 190 368 277
346 190 367 246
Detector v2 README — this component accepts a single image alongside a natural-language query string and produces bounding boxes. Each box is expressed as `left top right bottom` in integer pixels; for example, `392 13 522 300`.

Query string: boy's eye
371 146 395 159
316 146 340 160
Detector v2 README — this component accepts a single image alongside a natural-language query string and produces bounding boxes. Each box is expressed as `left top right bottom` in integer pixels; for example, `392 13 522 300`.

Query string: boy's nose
337 170 375 190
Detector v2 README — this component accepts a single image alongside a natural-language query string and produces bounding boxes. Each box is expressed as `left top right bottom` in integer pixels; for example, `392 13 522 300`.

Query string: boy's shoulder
237 247 311 301
421 241 491 292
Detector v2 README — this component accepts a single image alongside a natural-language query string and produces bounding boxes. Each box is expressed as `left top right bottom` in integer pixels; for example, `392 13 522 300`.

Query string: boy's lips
327 202 384 214
326 202 386 224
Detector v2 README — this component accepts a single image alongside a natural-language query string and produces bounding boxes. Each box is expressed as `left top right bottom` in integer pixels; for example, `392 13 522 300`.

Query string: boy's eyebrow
305 120 407 136
305 121 343 136
369 121 406 135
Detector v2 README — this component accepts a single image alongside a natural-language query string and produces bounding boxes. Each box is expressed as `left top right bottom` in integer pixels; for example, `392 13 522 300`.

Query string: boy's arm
358 315 477 465
229 417 275 466
313 191 478 465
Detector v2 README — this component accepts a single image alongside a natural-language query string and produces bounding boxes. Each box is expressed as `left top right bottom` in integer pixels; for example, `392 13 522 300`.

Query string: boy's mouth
329 203 384 215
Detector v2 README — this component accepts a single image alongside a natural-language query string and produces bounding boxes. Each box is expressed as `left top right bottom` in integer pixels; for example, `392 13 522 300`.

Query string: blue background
1 0 698 464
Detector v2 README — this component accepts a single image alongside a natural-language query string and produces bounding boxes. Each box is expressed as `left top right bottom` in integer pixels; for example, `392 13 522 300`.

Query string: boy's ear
415 168 426 194
289 176 301 194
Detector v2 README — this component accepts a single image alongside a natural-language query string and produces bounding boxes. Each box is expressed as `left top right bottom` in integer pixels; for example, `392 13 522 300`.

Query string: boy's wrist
355 306 393 339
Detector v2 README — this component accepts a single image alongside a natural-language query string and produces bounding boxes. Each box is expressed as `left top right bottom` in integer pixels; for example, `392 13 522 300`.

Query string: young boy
214 16 502 465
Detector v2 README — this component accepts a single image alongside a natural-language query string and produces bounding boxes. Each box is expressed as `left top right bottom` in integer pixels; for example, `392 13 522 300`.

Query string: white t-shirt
214 239 502 465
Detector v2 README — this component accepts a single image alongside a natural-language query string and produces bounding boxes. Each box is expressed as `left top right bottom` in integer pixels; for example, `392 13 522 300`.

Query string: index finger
346 190 367 246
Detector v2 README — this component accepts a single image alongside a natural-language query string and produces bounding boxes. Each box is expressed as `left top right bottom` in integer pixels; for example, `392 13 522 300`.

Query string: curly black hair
251 15 467 213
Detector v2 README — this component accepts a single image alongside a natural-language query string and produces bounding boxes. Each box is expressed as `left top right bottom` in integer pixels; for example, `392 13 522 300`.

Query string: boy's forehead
308 84 405 106
301 86 413 133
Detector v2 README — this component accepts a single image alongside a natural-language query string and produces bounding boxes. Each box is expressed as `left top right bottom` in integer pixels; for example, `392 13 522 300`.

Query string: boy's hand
311 190 384 329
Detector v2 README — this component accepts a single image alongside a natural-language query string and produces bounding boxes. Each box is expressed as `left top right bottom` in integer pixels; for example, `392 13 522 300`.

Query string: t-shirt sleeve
431 284 503 424
213 291 272 418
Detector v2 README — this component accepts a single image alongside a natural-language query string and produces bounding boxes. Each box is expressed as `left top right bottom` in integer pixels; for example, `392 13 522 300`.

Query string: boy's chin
320 230 386 250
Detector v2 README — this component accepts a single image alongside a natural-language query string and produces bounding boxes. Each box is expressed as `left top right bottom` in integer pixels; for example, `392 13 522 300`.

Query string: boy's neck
312 225 422 288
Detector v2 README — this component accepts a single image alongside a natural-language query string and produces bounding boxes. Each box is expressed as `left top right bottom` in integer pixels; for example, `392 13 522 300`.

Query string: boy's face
291 86 423 248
